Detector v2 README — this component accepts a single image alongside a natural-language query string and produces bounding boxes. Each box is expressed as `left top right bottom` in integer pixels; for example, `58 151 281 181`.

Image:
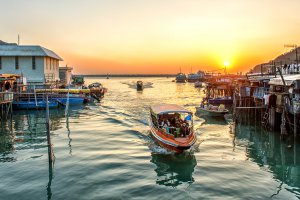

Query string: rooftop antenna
18 34 20 45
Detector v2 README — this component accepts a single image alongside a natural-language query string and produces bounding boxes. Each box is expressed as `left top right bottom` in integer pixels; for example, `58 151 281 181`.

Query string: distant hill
252 47 300 73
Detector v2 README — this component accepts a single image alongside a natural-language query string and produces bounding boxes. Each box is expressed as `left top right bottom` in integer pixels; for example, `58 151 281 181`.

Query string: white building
0 44 63 83
59 66 73 84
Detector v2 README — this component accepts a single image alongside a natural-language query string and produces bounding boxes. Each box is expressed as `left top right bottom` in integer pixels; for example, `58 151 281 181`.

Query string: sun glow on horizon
224 61 230 67
1 0 300 74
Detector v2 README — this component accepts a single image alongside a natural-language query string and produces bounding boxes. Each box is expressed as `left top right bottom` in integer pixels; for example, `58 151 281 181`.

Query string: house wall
59 68 73 84
0 56 45 83
44 57 59 82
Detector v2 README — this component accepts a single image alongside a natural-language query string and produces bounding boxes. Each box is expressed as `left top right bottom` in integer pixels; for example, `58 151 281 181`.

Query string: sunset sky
1 0 300 74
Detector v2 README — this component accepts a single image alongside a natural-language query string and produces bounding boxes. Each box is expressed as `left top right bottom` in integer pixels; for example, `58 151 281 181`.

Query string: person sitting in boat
180 123 189 137
162 119 171 133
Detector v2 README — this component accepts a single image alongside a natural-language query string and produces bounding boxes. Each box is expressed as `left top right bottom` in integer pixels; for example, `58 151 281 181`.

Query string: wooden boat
196 106 229 117
149 104 197 153
137 81 143 91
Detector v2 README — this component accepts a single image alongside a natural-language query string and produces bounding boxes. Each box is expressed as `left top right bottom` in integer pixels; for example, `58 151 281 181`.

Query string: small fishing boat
196 105 229 117
149 104 197 153
137 81 143 91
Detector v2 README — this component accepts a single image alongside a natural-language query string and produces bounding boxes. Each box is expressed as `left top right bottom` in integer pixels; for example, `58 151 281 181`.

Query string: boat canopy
150 104 192 115
269 74 300 86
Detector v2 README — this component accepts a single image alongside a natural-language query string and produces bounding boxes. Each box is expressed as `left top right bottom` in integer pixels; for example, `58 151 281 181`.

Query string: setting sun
224 61 230 68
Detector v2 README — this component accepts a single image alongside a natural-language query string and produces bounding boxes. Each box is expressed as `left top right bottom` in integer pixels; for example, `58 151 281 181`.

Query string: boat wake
121 81 153 89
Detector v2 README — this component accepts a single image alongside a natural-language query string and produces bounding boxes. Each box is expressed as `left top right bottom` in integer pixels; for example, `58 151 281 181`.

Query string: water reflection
150 153 197 187
197 115 227 125
0 109 66 162
234 123 300 197
47 161 53 200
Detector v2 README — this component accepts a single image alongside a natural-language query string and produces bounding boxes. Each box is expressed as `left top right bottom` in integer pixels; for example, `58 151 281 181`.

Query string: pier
201 63 300 139
0 92 13 123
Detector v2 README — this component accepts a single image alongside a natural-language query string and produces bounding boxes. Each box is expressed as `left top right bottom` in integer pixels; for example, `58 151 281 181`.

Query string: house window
0 57 2 70
32 56 36 70
15 56 19 69
50 58 52 70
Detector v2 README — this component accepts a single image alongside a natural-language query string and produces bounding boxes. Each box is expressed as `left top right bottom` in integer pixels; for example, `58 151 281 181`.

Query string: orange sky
1 0 300 74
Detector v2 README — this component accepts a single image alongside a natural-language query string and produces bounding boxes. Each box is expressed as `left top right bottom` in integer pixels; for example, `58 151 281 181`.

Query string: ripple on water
1 77 300 200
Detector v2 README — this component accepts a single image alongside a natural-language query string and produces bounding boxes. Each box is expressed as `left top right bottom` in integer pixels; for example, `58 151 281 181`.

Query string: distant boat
187 73 201 82
194 81 202 88
196 105 229 117
149 104 197 153
175 73 186 83
137 81 143 91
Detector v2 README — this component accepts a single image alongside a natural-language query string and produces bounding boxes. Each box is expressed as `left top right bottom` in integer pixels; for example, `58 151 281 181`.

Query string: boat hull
137 85 143 91
187 79 199 83
56 97 84 106
196 107 229 117
175 79 186 83
13 101 58 109
149 121 196 153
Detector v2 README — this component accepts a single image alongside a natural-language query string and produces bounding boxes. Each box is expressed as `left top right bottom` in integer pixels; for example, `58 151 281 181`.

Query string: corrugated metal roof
0 45 63 61
269 74 300 86
150 104 191 114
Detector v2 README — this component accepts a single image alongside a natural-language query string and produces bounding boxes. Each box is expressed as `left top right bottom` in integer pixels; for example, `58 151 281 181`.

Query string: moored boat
196 104 229 117
175 73 186 83
149 104 197 153
187 73 201 82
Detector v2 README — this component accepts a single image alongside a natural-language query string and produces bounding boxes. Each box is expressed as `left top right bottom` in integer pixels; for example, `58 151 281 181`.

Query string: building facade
0 44 63 83
59 66 73 84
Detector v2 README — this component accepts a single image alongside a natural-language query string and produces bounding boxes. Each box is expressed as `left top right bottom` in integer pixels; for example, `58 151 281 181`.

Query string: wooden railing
0 92 14 104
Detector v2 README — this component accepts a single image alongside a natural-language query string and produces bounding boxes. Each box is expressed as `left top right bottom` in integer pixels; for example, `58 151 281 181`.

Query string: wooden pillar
269 108 276 130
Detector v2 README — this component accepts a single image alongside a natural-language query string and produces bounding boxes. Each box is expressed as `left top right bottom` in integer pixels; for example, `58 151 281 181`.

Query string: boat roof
150 104 191 114
269 74 300 86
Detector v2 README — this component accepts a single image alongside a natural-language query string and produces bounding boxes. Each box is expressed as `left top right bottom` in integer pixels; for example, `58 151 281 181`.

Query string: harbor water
1 77 300 199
